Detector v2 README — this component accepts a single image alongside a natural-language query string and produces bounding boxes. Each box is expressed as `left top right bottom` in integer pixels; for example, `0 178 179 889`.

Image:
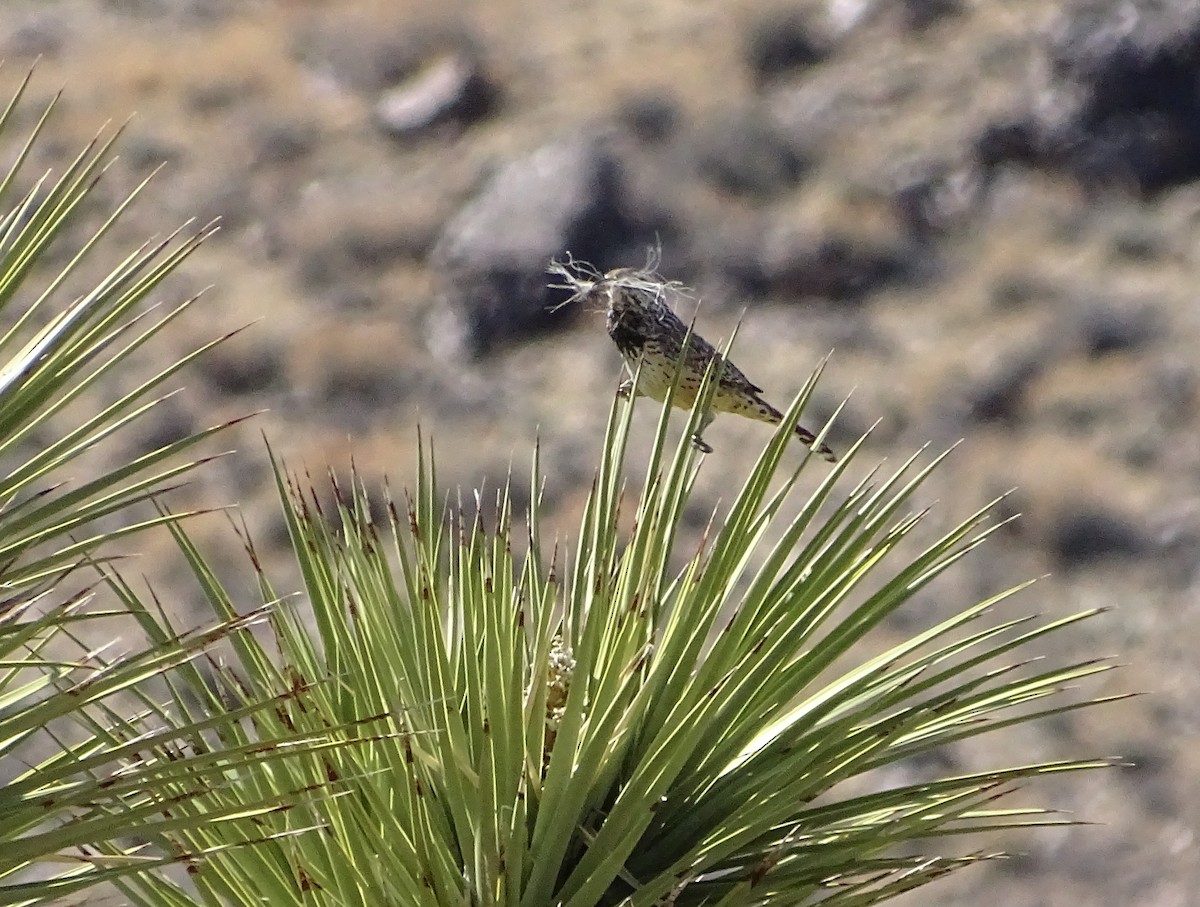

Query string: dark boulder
977 1 1200 195
742 9 828 86
429 133 642 356
374 51 497 140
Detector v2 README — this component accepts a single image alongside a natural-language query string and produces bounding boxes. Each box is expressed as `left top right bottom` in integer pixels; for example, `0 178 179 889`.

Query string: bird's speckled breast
630 342 701 406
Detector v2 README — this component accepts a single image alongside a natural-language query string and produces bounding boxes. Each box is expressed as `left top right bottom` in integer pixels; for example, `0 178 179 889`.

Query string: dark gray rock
898 0 961 31
1109 223 1167 262
978 1 1200 194
1049 504 1150 565
374 52 496 140
6 14 69 57
963 355 1043 424
1075 300 1161 357
253 121 318 166
617 94 681 145
197 343 286 398
743 9 827 86
126 400 196 460
1115 744 1178 817
430 133 641 356
973 118 1041 171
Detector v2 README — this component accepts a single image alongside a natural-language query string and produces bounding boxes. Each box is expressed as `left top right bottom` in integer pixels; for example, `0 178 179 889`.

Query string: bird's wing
718 355 763 394
677 324 764 394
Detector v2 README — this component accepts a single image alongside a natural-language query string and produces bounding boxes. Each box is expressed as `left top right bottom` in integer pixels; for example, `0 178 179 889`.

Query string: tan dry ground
3 1 1199 904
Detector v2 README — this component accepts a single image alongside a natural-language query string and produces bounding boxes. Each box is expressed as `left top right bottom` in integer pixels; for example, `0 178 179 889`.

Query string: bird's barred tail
733 395 837 462
794 424 837 463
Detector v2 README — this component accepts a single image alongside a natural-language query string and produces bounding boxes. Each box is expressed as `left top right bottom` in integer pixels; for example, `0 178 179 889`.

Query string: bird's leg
618 366 648 400
690 410 715 454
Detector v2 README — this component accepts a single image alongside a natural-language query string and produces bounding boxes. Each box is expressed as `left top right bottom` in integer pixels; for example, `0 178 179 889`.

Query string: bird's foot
617 378 634 399
690 434 714 454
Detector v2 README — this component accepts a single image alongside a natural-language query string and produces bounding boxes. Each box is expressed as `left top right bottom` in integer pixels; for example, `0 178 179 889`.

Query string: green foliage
0 73 228 594
0 71 332 906
102 359 1118 906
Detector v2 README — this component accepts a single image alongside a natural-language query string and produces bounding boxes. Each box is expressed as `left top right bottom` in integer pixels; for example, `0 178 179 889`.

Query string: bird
548 259 836 461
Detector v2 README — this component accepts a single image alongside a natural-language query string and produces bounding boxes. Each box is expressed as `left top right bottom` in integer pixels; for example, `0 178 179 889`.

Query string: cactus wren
549 260 836 461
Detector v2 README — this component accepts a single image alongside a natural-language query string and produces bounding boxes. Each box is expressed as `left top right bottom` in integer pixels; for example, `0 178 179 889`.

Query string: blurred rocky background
6 0 1200 904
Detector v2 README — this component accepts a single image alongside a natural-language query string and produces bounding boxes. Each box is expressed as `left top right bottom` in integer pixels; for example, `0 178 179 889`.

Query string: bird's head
546 253 689 356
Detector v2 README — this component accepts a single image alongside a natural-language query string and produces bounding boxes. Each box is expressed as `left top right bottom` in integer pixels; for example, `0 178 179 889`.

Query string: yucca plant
0 71 344 905
93 345 1120 906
